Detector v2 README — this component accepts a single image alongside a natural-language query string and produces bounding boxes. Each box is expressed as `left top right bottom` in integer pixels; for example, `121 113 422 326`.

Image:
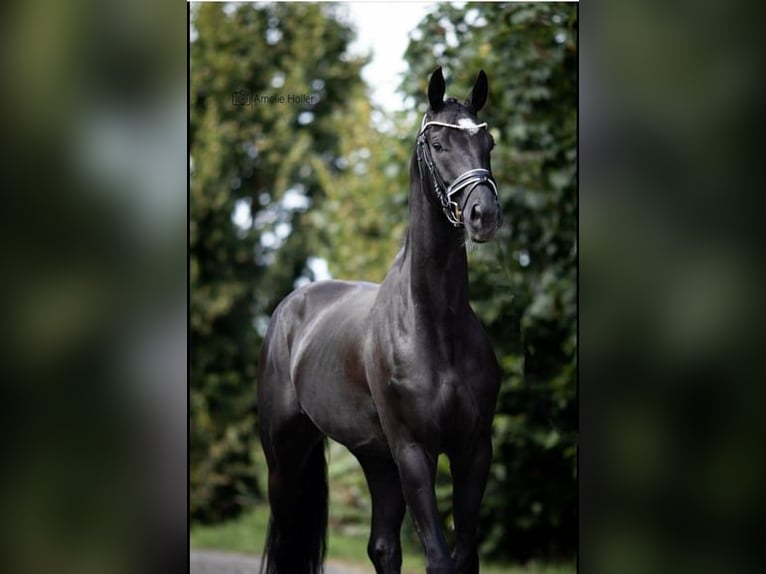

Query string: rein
416 115 498 227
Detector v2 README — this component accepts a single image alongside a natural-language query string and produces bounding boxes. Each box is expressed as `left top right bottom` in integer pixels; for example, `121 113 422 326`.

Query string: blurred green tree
190 2 367 523
399 2 578 561
310 102 412 283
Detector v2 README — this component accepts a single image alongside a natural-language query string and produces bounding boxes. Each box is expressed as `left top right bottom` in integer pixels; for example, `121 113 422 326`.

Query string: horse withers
258 66 503 574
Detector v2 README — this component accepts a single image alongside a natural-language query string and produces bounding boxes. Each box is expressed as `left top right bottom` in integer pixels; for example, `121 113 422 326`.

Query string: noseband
416 115 499 227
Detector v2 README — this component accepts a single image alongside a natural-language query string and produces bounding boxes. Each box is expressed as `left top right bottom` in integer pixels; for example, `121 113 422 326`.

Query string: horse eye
432 141 443 151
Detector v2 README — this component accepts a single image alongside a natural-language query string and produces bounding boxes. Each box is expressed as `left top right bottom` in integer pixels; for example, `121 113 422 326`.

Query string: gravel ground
190 550 374 574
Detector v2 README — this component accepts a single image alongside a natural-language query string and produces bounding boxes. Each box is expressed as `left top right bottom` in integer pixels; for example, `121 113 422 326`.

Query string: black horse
258 67 503 574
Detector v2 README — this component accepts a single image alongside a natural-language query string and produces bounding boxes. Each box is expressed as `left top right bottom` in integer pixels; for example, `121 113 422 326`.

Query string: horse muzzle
463 184 503 242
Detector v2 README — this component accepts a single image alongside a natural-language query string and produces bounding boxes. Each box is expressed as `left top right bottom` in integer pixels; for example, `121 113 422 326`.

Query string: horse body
258 67 503 574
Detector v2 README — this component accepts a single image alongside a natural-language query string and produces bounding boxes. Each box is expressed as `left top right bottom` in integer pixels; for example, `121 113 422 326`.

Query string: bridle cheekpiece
416 114 498 227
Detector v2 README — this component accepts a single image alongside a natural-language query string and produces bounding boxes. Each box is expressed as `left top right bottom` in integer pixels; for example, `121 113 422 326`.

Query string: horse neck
403 152 469 316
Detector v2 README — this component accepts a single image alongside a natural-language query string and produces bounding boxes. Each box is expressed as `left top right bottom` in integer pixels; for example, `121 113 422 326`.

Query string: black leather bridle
415 115 499 227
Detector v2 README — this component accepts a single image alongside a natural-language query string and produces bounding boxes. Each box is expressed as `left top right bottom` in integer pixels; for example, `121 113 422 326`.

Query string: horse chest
384 366 482 445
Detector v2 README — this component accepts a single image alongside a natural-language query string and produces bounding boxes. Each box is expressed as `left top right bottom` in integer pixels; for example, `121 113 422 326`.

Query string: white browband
418 115 488 136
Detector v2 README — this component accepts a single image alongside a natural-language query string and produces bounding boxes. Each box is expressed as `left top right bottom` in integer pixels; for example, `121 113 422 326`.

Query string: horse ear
465 70 488 113
428 66 445 111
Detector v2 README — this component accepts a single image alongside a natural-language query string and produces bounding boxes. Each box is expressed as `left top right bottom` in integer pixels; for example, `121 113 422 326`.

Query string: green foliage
310 101 411 282
190 2 367 522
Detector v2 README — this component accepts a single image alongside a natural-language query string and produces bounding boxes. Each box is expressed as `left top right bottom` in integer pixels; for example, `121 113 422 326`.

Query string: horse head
417 66 503 243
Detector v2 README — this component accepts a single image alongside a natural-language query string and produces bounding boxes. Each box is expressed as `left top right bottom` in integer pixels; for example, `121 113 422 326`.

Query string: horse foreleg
358 456 406 574
395 442 455 574
449 436 492 574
